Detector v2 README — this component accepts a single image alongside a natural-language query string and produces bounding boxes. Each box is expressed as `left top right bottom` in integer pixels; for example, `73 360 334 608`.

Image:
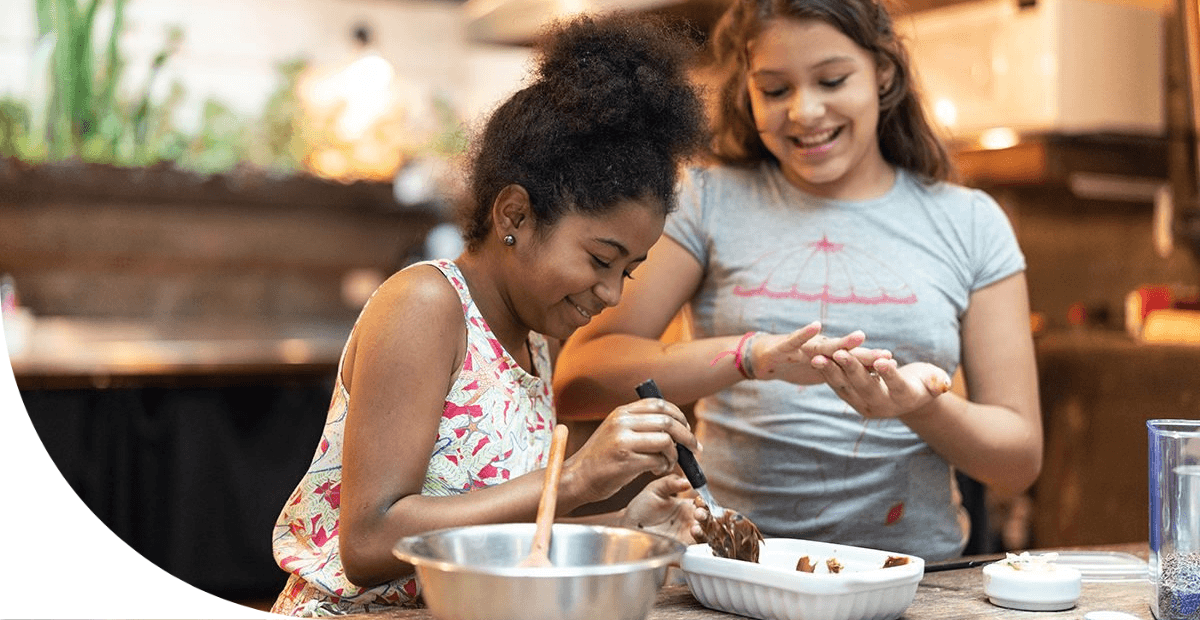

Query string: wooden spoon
519 423 569 567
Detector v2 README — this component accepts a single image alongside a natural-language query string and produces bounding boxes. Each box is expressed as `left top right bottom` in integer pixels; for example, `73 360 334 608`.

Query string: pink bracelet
733 331 755 380
709 331 758 380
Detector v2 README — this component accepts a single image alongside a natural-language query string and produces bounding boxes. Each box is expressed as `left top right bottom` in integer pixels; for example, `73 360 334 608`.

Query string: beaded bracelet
740 332 762 380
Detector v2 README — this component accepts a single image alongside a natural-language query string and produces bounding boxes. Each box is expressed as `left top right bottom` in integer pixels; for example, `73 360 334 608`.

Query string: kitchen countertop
6 315 351 388
11 318 1196 390
347 543 1153 620
1035 326 1200 353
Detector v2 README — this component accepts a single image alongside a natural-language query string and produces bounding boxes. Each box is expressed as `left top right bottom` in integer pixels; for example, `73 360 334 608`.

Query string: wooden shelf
952 133 1170 189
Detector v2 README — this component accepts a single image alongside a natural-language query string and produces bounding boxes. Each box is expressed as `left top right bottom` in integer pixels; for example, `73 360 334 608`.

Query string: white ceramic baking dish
680 538 924 620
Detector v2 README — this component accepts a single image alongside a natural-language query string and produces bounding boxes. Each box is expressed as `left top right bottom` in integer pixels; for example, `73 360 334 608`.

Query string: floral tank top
270 259 555 616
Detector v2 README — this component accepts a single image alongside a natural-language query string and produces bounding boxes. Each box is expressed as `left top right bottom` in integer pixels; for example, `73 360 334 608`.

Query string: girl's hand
562 397 697 507
751 321 892 385
621 474 699 543
813 352 952 419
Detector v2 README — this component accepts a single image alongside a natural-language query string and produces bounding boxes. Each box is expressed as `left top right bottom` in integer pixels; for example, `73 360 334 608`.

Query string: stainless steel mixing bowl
392 522 685 620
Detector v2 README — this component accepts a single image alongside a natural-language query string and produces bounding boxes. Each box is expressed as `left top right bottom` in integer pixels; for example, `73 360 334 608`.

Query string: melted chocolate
694 496 764 563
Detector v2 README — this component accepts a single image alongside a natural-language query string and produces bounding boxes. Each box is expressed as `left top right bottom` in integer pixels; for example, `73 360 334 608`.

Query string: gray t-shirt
665 162 1025 560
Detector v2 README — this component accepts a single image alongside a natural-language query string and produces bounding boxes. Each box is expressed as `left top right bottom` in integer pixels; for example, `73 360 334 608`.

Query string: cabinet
1031 330 1200 547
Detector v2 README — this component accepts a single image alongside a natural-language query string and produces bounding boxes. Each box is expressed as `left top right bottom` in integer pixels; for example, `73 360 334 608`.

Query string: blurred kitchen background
2 0 1198 610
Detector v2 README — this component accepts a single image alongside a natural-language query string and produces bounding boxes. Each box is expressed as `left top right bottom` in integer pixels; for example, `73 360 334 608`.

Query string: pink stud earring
503 234 515 246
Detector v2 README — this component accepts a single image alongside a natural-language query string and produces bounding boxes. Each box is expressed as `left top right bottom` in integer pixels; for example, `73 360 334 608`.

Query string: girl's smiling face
747 18 895 200
518 198 663 341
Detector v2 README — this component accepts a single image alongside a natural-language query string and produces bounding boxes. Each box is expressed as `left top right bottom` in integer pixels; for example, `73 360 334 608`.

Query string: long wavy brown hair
705 0 952 184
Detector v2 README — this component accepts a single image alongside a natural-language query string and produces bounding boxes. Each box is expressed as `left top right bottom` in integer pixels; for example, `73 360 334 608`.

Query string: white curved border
2 322 279 619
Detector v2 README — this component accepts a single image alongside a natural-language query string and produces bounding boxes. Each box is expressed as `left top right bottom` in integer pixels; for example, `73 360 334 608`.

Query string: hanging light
296 24 433 182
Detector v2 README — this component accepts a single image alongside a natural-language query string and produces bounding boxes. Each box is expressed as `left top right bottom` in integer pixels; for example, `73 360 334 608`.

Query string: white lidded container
981 552 1083 611
680 538 924 620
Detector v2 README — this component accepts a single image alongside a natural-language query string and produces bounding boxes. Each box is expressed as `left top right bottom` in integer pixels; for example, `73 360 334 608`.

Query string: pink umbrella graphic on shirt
733 234 917 322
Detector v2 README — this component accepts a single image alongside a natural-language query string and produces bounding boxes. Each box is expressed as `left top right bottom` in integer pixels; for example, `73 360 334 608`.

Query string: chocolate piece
694 496 764 563
882 555 910 568
796 556 816 572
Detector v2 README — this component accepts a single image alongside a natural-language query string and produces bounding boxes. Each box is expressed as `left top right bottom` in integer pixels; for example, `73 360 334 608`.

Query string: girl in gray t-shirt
554 0 1042 561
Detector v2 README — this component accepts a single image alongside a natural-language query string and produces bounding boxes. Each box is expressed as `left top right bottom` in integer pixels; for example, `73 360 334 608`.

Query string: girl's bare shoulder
358 264 464 339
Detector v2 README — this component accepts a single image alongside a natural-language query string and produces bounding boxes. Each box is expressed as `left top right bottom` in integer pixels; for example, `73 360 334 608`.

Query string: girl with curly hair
269 12 707 615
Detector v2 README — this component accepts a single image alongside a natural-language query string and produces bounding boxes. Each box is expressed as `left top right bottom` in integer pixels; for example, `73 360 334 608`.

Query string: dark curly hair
459 12 707 250
706 0 951 184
